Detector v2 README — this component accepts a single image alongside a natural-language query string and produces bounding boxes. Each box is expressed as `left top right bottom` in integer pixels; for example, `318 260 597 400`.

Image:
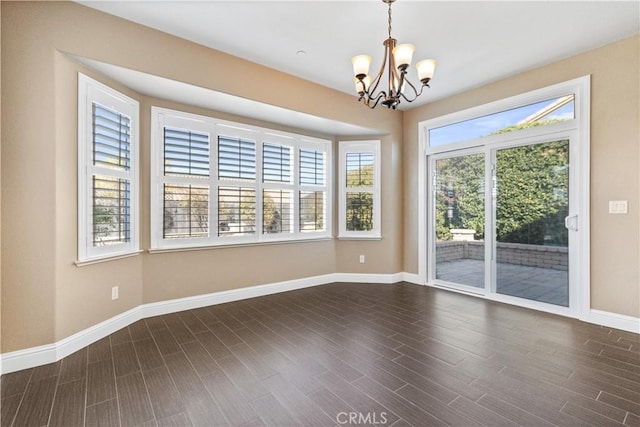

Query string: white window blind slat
218 187 256 236
92 103 131 171
299 190 325 232
299 149 325 186
218 136 256 180
92 175 131 246
163 184 209 239
263 189 293 234
164 127 210 177
263 143 292 183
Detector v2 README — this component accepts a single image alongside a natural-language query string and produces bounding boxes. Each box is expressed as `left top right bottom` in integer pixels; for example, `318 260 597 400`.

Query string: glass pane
429 95 574 147
496 140 569 306
163 184 209 239
299 191 325 232
92 175 130 246
164 127 210 178
434 153 485 288
263 189 293 234
263 143 292 183
218 136 256 181
92 103 131 171
346 192 374 231
218 187 256 236
346 152 374 186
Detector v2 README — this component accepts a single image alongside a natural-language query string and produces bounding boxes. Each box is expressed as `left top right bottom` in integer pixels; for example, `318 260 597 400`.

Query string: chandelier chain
387 1 392 39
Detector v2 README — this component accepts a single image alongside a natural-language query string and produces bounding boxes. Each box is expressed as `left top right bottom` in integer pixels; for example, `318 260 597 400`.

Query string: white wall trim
401 272 422 285
0 273 394 375
2 273 636 375
140 273 337 319
587 309 640 334
332 273 402 284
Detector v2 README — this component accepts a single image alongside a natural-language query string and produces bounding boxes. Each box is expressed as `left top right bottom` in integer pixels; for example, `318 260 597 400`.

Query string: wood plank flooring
1 282 639 426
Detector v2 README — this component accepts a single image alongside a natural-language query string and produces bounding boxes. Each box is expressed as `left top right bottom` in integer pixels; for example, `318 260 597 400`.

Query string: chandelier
351 0 437 109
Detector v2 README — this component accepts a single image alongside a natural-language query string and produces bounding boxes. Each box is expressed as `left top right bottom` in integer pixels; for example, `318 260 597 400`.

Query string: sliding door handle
564 215 578 231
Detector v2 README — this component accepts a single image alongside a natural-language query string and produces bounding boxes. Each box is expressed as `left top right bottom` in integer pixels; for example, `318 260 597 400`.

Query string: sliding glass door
429 135 577 311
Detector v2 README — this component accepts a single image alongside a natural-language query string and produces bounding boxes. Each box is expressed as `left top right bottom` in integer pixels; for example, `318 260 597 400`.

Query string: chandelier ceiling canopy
351 0 437 110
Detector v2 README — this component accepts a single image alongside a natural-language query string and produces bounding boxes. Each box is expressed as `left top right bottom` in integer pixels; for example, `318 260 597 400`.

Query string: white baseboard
3 274 638 375
0 272 398 375
400 272 422 285
141 273 337 319
587 309 640 334
332 273 402 284
1 307 142 375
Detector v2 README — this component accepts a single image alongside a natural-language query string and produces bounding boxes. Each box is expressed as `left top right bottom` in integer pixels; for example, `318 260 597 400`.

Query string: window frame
77 73 140 264
424 81 583 156
338 140 381 240
151 107 332 250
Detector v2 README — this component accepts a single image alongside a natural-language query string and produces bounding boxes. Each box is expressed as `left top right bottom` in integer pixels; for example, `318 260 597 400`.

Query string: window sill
148 237 333 254
337 235 382 241
75 250 143 267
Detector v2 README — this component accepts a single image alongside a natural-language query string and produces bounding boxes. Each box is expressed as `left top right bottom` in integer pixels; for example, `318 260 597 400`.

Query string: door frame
417 76 590 320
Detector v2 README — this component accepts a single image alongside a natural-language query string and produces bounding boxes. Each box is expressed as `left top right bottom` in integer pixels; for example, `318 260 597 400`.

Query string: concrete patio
436 258 569 306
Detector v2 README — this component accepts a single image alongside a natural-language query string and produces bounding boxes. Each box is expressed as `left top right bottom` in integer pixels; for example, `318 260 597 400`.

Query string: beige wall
1 1 403 353
403 35 640 318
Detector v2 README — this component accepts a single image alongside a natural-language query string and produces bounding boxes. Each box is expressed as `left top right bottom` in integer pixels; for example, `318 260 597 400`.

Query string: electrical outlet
359 255 365 264
609 200 628 214
112 286 119 300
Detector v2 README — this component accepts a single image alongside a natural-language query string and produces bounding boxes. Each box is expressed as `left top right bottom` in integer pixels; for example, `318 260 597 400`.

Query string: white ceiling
77 0 639 111
71 55 385 136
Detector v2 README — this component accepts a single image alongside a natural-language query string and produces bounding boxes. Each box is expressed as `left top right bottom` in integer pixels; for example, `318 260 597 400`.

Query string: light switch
608 200 628 214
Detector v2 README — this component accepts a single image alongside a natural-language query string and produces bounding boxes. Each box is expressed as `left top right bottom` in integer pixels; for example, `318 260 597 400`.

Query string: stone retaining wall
436 240 568 270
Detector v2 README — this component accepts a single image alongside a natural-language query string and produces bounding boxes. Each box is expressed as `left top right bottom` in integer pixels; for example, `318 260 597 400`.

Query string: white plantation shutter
78 74 139 263
262 142 294 236
218 136 256 180
92 175 131 245
263 143 292 183
161 126 210 240
299 149 325 186
163 184 209 239
218 187 256 236
299 191 325 232
163 127 210 177
299 148 327 233
339 141 381 239
91 104 132 246
151 107 331 249
92 103 131 171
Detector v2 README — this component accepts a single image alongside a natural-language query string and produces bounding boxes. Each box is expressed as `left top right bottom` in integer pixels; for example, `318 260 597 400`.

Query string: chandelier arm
367 92 387 109
403 76 420 97
366 41 390 97
367 89 388 104
399 81 428 103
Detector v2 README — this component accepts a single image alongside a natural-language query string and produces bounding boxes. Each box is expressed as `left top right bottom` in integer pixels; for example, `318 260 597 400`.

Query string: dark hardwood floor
1 282 639 426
